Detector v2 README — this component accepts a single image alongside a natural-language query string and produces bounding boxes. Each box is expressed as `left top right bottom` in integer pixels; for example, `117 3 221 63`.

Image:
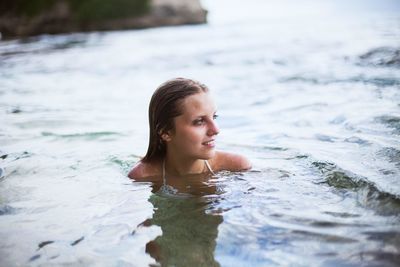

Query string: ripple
312 161 400 216
323 211 361 218
2 151 34 163
29 254 41 262
270 213 367 228
358 46 400 68
70 236 84 246
329 115 347 125
291 230 357 243
108 155 140 173
279 76 320 84
0 205 19 215
0 35 89 58
376 115 400 135
38 240 54 250
377 147 400 169
326 171 365 190
364 231 400 244
41 131 122 141
344 136 370 145
349 251 400 267
315 134 337 143
280 75 400 87
347 76 400 87
312 161 366 189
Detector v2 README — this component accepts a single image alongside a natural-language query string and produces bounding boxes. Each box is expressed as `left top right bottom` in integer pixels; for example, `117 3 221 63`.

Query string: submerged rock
0 0 207 39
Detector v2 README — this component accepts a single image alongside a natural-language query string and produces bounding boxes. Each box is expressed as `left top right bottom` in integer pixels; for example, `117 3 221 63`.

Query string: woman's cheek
187 126 203 143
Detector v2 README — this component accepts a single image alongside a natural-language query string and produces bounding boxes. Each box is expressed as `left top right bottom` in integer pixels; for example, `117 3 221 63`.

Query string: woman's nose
207 120 219 136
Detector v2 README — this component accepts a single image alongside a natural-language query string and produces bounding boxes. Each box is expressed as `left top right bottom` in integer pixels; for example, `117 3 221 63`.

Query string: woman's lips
202 140 215 147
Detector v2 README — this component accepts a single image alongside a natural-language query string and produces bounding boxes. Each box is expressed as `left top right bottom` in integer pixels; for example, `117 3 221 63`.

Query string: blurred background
0 0 400 266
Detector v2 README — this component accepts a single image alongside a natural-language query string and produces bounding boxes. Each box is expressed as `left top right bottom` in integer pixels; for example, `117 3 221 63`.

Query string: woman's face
166 92 219 160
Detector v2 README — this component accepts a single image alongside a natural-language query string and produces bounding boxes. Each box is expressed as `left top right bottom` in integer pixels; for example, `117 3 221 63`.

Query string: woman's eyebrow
190 110 217 119
197 112 217 118
193 115 206 119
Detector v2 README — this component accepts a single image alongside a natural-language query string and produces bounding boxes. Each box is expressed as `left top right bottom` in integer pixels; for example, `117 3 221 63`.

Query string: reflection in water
137 176 223 267
144 195 222 267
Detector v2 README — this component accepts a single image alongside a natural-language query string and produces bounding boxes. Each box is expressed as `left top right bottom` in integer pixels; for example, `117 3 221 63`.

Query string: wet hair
141 78 209 163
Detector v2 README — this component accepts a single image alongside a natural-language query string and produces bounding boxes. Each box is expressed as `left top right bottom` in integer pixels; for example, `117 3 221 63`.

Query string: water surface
0 0 399 266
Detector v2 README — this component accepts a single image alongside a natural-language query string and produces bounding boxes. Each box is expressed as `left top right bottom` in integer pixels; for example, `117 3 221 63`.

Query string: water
1 0 400 266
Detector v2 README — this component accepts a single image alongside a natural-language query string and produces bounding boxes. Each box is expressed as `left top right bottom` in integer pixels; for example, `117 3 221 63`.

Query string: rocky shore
0 0 207 39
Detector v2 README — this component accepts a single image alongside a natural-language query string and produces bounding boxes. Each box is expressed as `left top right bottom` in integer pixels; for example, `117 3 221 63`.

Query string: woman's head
142 78 215 163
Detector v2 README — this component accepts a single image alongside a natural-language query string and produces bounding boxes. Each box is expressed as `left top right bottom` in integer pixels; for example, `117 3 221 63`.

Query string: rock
0 1 72 39
0 0 207 39
149 0 207 25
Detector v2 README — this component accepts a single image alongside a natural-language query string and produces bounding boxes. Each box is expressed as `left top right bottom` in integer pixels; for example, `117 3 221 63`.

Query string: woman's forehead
180 92 216 116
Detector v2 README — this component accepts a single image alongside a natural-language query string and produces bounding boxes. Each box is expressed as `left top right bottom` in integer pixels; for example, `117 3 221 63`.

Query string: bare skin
129 151 251 181
128 92 251 186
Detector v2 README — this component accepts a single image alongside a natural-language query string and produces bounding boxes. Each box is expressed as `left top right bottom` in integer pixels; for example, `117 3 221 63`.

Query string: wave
280 75 400 87
376 115 400 135
312 161 400 216
358 46 400 68
107 154 141 174
41 131 122 141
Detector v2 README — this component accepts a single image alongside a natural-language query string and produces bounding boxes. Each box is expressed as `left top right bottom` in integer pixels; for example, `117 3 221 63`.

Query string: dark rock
0 0 207 39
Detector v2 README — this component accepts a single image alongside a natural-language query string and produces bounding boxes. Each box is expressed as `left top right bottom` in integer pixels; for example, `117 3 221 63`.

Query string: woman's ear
161 134 170 142
160 132 172 142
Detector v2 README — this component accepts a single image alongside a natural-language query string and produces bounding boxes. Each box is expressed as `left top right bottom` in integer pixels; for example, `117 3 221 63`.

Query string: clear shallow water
1 0 400 266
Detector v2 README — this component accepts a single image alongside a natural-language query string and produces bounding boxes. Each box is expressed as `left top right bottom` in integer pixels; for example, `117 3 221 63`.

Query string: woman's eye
213 114 218 120
193 119 204 125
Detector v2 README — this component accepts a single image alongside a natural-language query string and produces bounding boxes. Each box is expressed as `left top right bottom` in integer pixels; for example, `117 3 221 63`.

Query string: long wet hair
141 78 209 163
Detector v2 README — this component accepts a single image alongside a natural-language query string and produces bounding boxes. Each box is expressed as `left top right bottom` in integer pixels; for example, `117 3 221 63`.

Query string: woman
128 78 251 187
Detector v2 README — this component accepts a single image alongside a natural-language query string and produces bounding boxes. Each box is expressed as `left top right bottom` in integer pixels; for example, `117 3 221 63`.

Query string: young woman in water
128 78 251 190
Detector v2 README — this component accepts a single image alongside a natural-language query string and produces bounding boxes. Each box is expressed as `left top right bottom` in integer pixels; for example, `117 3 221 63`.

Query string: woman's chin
201 149 216 160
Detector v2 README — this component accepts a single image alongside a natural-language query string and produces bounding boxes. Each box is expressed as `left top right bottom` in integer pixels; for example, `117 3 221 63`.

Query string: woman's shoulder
128 160 161 181
211 151 252 172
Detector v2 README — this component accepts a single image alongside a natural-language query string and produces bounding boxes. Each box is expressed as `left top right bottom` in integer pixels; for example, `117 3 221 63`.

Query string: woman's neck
164 152 205 176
